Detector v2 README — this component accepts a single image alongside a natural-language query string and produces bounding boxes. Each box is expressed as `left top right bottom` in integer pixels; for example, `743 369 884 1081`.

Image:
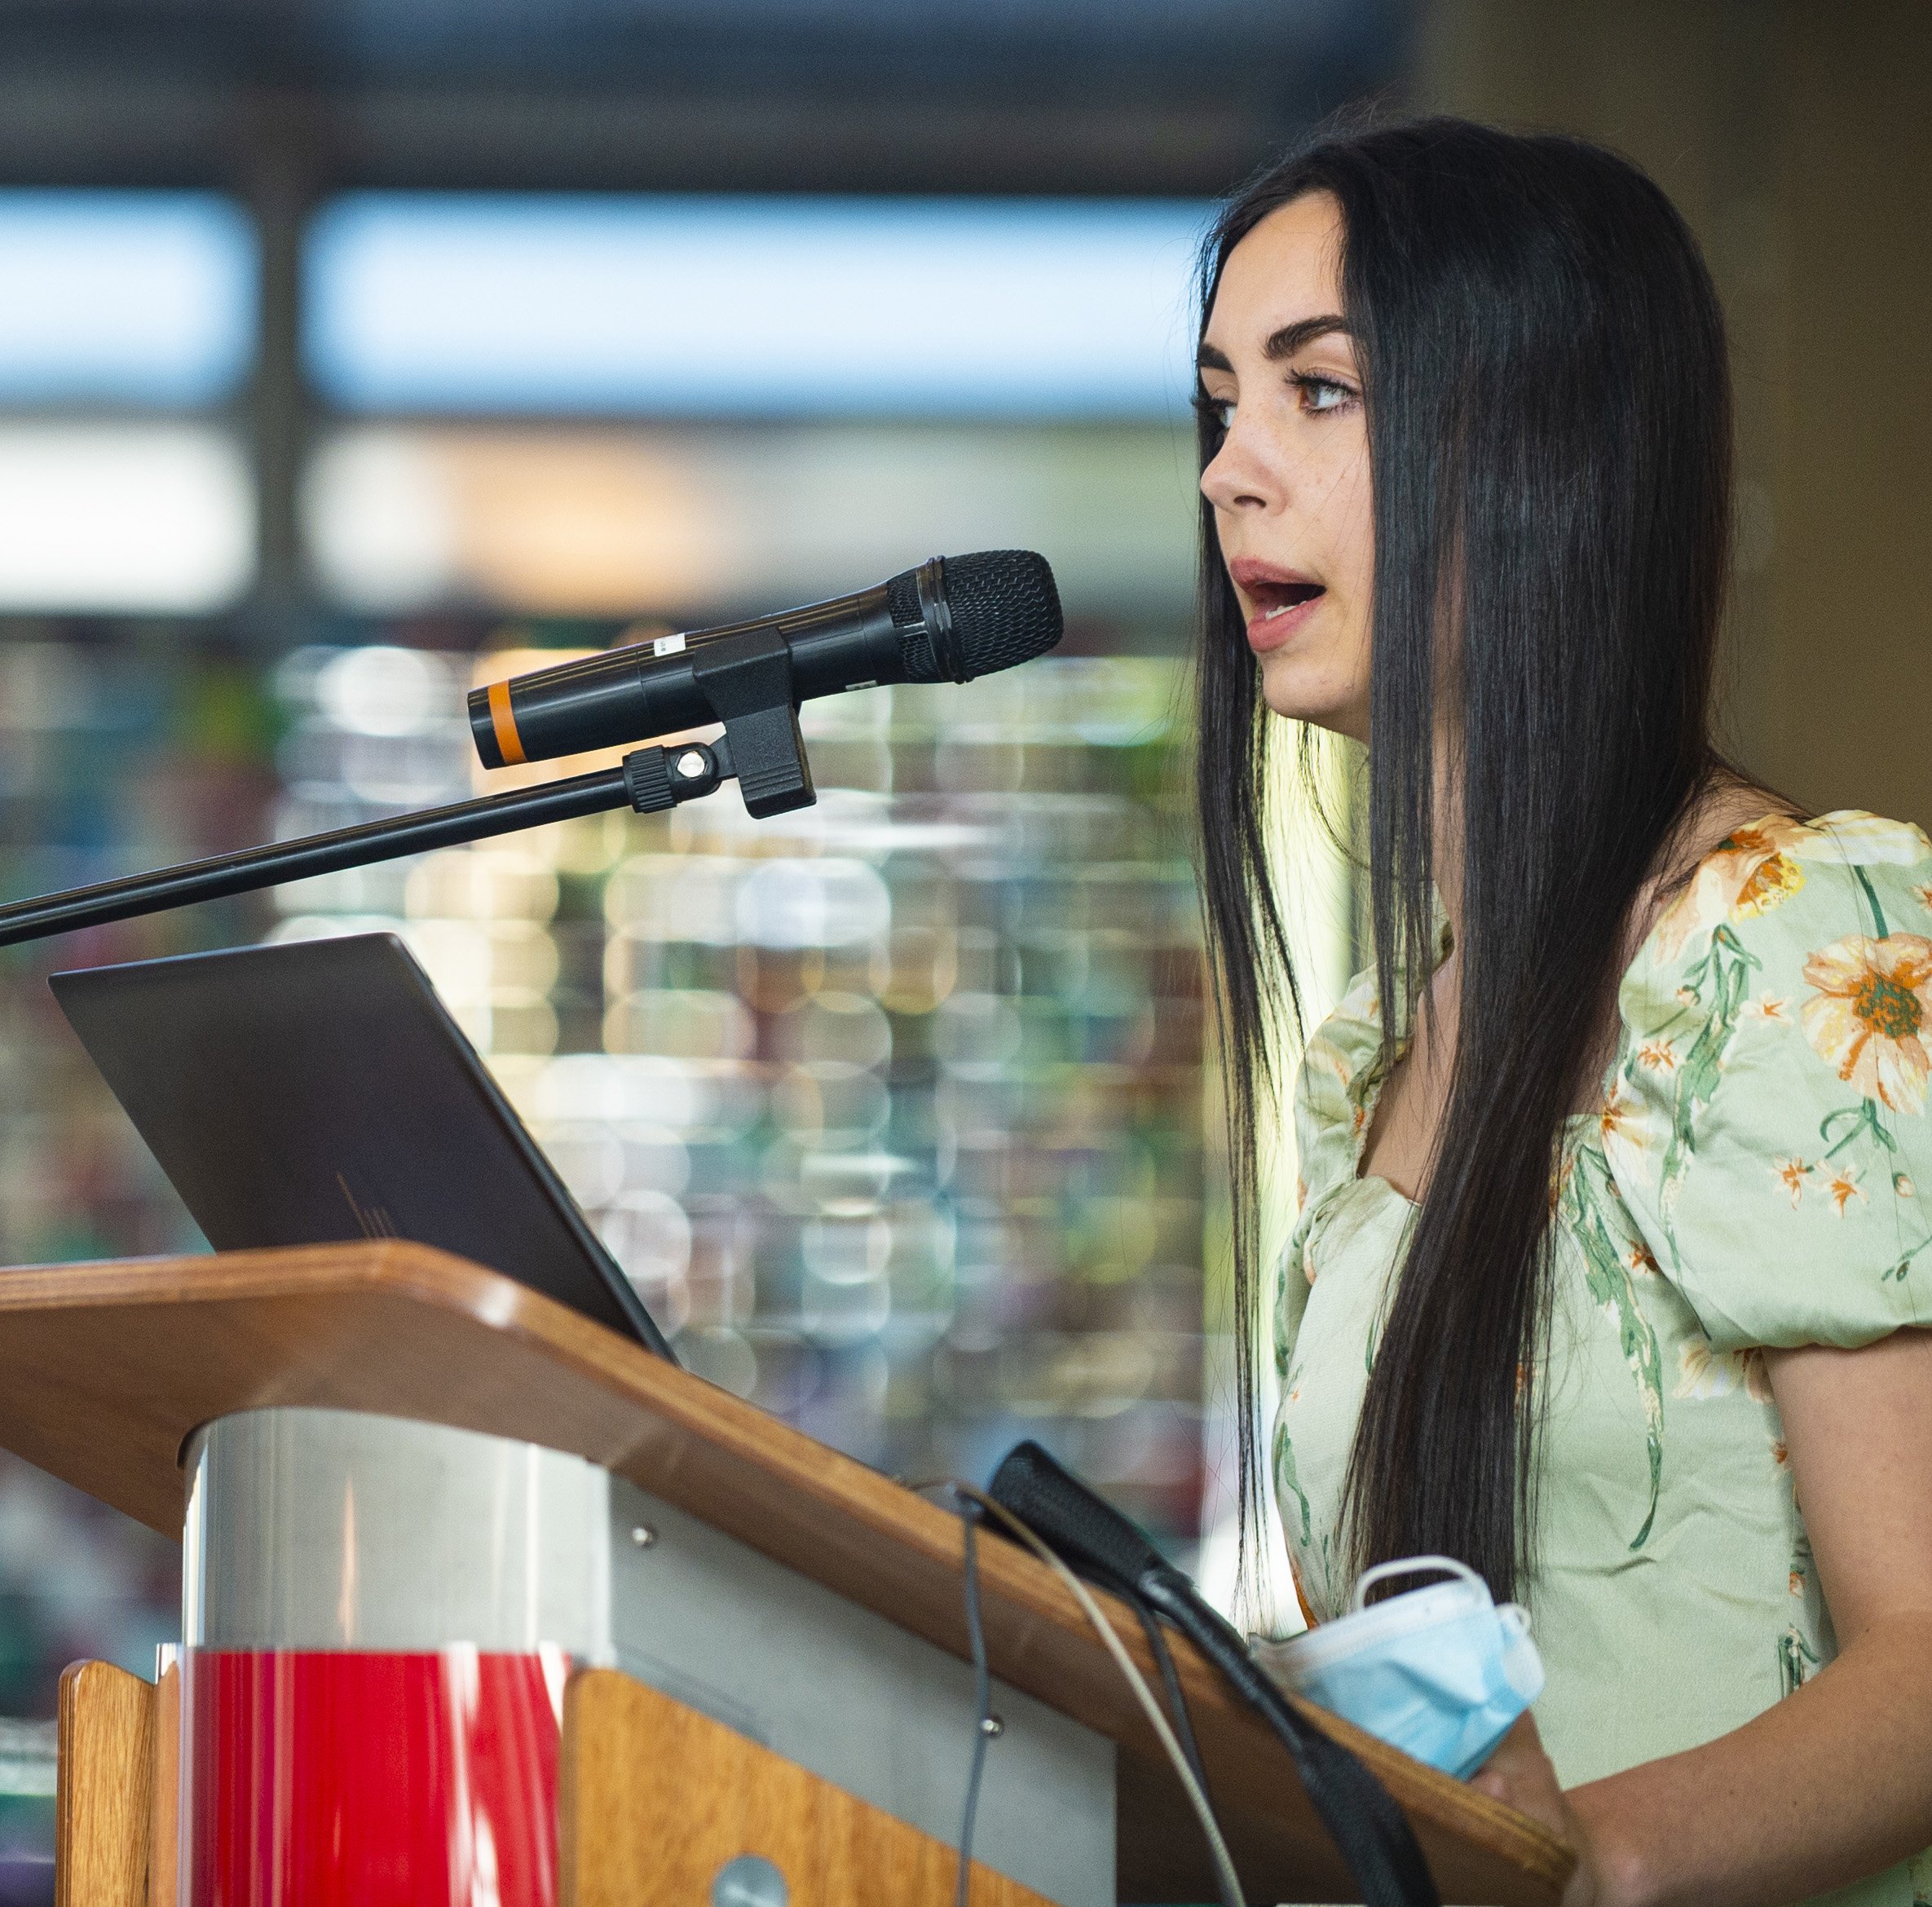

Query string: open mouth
1248 578 1325 621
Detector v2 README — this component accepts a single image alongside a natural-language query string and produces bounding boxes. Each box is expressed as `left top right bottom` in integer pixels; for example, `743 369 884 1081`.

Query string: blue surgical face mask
1252 1556 1545 1781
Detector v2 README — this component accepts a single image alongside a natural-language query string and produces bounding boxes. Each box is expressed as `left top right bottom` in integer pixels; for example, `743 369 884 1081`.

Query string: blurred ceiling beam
0 0 1409 196
0 80 1331 196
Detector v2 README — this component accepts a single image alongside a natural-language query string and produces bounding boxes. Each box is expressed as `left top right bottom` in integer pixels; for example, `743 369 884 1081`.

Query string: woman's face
1198 191 1374 743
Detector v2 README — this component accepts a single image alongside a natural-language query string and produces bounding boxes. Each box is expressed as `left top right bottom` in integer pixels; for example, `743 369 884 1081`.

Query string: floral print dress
1274 813 1932 1907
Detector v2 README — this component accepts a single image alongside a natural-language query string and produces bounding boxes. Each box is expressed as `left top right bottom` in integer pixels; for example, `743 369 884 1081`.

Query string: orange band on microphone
486 680 527 766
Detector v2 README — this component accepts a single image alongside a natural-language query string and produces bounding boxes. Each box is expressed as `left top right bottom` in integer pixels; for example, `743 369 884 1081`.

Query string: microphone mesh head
887 550 1063 683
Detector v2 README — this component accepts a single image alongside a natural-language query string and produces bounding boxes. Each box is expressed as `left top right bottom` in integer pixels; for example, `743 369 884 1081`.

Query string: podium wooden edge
0 1243 1575 1905
562 1665 1053 1905
55 1661 156 1907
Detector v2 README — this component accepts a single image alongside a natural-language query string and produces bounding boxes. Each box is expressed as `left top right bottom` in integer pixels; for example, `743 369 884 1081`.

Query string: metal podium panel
608 1477 1114 1907
183 1406 614 1655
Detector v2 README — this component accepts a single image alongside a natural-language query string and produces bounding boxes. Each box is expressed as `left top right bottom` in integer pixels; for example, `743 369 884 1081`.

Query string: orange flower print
1599 1078 1645 1150
1914 882 1932 913
1652 818 1811 959
1826 1165 1864 1216
1626 1242 1659 1276
1801 933 1932 1115
1897 1172 1918 1199
1636 1040 1677 1073
1748 993 1789 1024
1676 1339 1773 1402
1772 1440 1789 1468
1773 1156 1812 1207
1547 1150 1578 1216
1789 1569 1804 1596
1734 849 1806 918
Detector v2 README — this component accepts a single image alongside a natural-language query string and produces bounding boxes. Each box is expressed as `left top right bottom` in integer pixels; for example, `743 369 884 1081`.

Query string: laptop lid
50 932 673 1361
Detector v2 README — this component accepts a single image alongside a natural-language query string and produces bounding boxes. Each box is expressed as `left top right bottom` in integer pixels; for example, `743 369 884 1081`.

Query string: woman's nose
1199 423 1281 514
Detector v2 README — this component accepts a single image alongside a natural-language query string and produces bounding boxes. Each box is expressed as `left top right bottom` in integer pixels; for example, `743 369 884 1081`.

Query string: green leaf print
1820 1098 1898 1161
1273 1251 1298 1380
1885 1232 1932 1283
1778 1625 1821 1699
1658 925 1761 1247
1852 863 1891 940
1568 1146 1665 1550
1814 1089 1932 1282
1271 1414 1313 1546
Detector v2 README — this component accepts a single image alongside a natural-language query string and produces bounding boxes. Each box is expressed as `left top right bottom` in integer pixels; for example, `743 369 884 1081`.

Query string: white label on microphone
652 633 688 657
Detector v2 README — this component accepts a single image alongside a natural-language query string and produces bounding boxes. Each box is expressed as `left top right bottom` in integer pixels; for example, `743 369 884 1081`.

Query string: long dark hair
1194 117 1731 1601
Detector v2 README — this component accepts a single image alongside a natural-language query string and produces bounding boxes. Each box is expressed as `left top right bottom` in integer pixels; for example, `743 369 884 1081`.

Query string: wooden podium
0 1242 1573 1905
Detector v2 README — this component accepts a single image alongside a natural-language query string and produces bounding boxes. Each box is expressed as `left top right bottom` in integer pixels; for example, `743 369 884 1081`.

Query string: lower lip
1246 594 1322 653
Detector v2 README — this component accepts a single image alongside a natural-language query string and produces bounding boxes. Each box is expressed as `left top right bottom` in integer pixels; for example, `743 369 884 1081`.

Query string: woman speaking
1192 119 1932 1905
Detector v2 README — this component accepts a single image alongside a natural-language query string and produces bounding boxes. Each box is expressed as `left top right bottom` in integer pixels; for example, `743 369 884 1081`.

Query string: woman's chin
1256 659 1368 739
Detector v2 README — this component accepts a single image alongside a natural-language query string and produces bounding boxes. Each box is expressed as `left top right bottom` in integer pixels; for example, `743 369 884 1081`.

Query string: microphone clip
620 620 816 823
689 625 816 819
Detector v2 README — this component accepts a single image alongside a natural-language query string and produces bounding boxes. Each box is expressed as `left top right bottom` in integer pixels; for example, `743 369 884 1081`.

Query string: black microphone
469 550 1063 771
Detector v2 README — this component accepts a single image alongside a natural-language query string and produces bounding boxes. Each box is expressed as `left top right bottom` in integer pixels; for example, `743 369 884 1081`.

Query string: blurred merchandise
0 632 277 1893
270 638 1211 1538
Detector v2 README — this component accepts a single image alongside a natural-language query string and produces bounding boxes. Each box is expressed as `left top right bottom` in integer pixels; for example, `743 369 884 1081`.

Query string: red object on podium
184 1649 566 1907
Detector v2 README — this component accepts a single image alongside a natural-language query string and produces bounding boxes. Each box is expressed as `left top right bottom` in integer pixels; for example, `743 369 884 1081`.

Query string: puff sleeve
1603 814 1932 1353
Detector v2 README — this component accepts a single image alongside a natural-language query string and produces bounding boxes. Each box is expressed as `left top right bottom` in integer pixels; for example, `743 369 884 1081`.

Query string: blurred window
0 425 254 612
304 194 1209 417
301 422 1193 617
0 191 257 408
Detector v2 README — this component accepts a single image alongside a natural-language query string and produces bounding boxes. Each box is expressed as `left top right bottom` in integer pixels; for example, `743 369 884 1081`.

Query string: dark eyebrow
1195 315 1351 376
1264 315 1350 360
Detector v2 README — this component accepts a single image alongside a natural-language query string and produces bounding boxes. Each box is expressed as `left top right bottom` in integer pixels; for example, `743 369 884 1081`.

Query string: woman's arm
1473 1326 1932 1907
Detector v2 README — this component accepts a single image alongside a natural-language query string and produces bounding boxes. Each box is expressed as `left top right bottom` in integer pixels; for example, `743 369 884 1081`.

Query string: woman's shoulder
1602 810 1932 1348
1630 810 1932 995
1617 807 1932 1132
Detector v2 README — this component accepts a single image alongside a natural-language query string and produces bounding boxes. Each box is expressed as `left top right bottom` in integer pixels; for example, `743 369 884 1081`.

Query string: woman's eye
1194 391 1237 432
1293 373 1356 414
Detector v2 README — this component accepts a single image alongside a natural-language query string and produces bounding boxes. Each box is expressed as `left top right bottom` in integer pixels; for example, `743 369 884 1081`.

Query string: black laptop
50 933 673 1361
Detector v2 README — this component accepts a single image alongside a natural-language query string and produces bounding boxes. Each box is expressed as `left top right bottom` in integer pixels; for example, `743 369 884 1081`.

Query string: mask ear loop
1350 1554 1488 1613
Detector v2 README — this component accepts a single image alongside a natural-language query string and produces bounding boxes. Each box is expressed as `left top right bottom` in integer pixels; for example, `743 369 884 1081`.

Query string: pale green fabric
1274 813 1932 1907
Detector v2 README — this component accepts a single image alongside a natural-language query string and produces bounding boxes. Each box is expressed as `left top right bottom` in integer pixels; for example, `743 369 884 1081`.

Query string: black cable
1132 1595 1210 1794
955 1492 993 1907
987 1439 1440 1907
1135 1569 1439 1907
1130 1593 1240 1907
913 1476 1246 1907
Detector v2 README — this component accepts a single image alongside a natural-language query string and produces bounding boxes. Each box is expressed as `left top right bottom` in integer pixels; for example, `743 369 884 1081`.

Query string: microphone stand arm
0 737 747 951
